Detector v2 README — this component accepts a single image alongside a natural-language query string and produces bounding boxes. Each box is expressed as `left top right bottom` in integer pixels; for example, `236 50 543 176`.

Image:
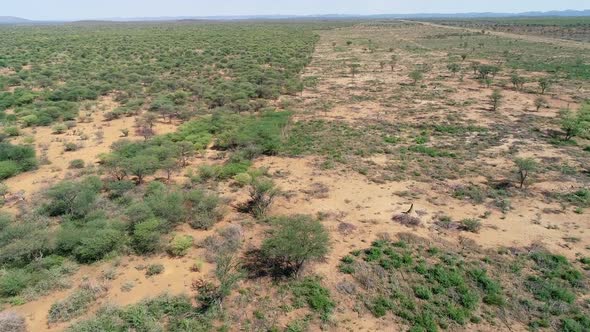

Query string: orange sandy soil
2 22 590 331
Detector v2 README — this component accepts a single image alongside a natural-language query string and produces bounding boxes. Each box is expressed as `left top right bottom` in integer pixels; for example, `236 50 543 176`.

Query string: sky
3 0 589 21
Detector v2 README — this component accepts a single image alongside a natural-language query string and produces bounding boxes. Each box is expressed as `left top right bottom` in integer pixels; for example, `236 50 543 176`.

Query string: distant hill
3 10 590 24
0 16 31 24
95 9 590 22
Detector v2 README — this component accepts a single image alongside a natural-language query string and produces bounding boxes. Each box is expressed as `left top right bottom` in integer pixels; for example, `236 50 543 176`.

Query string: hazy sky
4 0 589 20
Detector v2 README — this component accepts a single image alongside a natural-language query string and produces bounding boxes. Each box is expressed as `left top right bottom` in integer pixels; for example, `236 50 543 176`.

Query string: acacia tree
261 215 329 276
511 73 526 91
409 70 423 85
560 107 590 141
447 63 460 76
538 77 552 95
515 157 538 189
349 63 361 79
175 141 195 167
490 89 503 111
124 155 159 184
389 55 398 72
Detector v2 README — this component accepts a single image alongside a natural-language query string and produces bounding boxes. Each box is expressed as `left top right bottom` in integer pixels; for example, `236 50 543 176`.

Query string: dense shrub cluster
0 23 320 125
0 142 36 179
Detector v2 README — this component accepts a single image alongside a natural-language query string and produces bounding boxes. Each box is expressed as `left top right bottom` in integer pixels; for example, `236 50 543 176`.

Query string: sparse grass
290 276 335 321
48 281 108 323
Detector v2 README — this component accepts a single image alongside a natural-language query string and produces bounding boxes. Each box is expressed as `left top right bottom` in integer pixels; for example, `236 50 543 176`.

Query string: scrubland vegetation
0 17 589 332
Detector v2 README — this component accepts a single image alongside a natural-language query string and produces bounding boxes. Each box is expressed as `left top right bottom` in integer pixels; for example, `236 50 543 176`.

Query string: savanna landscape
0 13 590 332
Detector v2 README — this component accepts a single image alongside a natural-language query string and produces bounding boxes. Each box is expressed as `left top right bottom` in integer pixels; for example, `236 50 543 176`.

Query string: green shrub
72 228 123 263
0 142 37 179
186 189 223 230
167 235 193 257
233 172 252 187
146 189 185 227
460 218 482 233
52 123 68 134
291 277 334 321
68 159 85 169
132 219 163 254
43 176 102 218
261 215 329 275
369 296 393 317
145 264 164 277
244 177 279 219
3 126 20 137
64 142 78 152
0 269 31 297
105 180 134 199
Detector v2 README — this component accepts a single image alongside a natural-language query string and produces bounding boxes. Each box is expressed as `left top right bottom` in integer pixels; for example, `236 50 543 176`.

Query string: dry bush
337 222 357 235
200 225 243 263
302 182 330 199
352 261 387 291
392 213 421 227
0 311 26 332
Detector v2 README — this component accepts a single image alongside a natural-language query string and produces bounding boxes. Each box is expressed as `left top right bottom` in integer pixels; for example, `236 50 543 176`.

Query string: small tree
477 64 500 79
245 177 279 219
534 96 547 112
538 77 552 95
261 215 329 276
175 141 195 167
559 107 590 141
349 63 361 78
409 70 423 85
389 55 398 72
124 155 159 184
511 73 526 91
490 89 503 111
447 63 460 76
515 157 538 189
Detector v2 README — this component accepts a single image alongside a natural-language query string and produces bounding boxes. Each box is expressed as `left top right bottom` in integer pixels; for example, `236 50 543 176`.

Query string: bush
0 269 31 297
261 215 329 275
43 176 102 218
52 123 68 134
125 202 155 227
0 311 26 332
233 172 252 187
392 213 422 227
64 142 78 152
559 106 590 141
48 281 107 323
3 127 20 137
244 177 279 219
145 264 164 277
0 142 37 180
291 276 334 321
72 228 123 263
0 161 20 180
132 219 164 254
145 188 185 227
460 219 482 233
68 159 85 169
167 235 193 257
105 180 134 199
186 189 223 230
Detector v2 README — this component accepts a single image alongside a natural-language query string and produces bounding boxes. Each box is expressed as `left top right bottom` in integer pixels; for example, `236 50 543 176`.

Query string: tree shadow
242 248 297 280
